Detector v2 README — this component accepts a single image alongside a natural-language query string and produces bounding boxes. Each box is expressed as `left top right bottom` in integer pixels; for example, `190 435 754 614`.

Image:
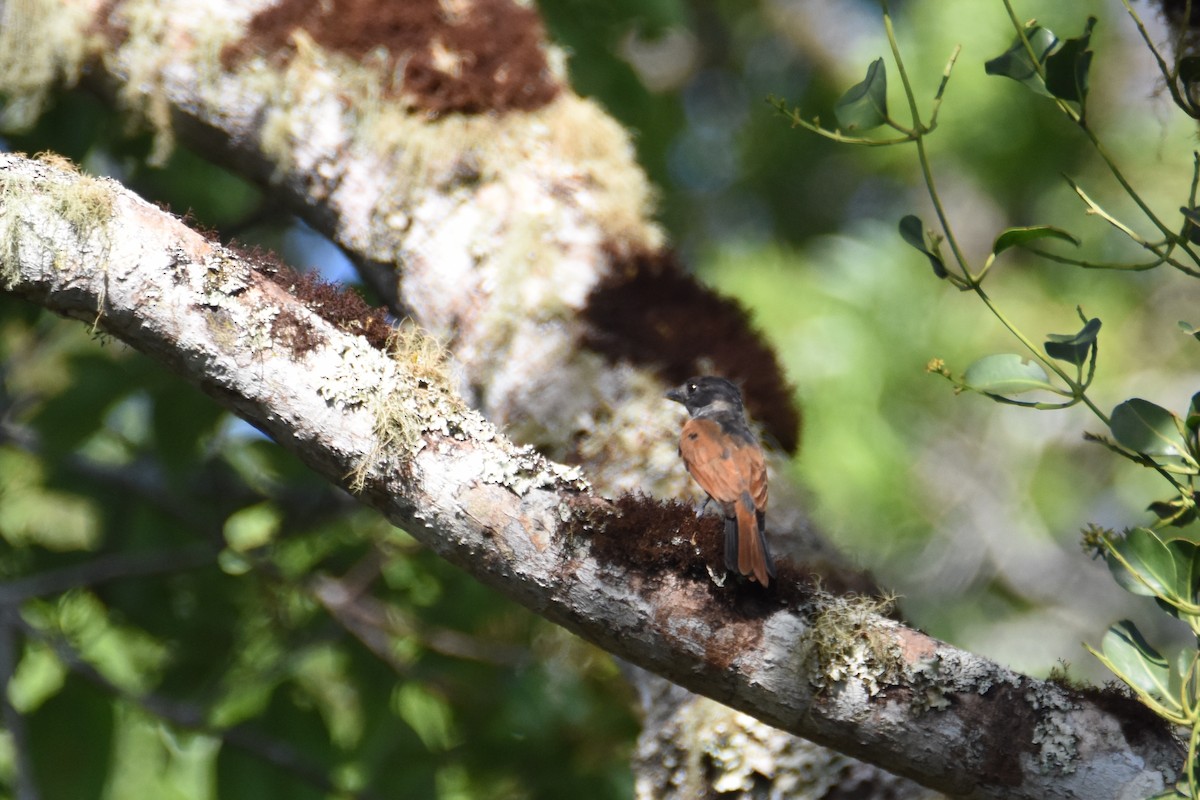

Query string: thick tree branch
0 152 1182 800
14 3 890 792
4 2 866 794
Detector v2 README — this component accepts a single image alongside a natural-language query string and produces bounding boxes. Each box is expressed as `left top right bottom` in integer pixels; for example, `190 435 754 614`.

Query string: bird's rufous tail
734 492 773 586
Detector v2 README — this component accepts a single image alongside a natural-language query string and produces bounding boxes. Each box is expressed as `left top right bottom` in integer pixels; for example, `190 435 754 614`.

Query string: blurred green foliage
688 0 1200 677
3 0 1200 797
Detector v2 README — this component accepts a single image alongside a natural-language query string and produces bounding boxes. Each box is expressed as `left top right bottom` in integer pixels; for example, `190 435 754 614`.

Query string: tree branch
0 151 1182 800
6 3 882 791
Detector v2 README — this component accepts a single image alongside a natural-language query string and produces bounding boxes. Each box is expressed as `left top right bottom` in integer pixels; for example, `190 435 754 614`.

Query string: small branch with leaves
774 1 1200 796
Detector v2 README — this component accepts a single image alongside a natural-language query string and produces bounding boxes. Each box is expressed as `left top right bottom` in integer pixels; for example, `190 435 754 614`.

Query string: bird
665 376 775 586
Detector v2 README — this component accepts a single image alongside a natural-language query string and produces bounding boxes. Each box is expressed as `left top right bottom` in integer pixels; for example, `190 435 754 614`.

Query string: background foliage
2 0 1197 797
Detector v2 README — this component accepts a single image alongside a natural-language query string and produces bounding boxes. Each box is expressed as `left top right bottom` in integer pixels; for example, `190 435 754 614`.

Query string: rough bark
0 0 887 795
0 150 1184 800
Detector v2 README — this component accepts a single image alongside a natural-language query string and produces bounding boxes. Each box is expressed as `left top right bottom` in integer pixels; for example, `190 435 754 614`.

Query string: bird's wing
680 418 758 506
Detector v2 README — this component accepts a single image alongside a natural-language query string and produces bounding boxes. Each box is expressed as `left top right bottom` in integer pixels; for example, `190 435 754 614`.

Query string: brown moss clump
583 246 801 454
250 254 392 351
221 0 560 114
578 493 842 614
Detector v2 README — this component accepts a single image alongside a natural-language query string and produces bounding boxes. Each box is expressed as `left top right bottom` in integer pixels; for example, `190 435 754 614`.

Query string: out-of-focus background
554 0 1200 678
2 0 1197 797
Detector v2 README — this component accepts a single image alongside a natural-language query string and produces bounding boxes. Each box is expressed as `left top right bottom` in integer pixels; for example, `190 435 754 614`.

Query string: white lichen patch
259 31 360 186
347 324 590 497
1027 685 1081 773
478 443 587 496
664 698 884 798
904 640 1026 716
239 304 282 358
912 644 1023 697
199 252 252 299
314 337 398 414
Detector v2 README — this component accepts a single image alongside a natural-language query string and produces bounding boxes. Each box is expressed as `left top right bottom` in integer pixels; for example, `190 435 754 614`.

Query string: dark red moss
577 493 872 614
245 249 392 352
583 246 801 454
220 0 559 114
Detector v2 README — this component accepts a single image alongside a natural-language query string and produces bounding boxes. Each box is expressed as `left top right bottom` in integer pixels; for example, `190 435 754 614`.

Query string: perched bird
666 376 775 586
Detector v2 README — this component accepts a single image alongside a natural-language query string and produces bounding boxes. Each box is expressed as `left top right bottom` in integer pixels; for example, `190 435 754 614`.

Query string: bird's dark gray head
665 376 745 418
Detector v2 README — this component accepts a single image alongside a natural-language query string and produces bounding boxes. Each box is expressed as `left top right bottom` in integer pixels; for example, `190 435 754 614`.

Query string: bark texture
0 150 1184 800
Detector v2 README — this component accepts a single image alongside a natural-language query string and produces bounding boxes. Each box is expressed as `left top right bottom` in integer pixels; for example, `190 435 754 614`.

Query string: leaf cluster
774 1 1200 795
1091 527 1200 799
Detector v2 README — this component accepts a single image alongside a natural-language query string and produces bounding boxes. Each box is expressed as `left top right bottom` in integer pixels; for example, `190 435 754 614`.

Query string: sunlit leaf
1044 317 1100 366
1110 399 1183 456
898 214 947 278
992 225 1080 257
1107 527 1177 599
1098 621 1175 707
962 354 1055 395
223 502 282 552
293 646 364 749
8 641 66 714
835 58 888 131
394 683 459 752
0 450 100 551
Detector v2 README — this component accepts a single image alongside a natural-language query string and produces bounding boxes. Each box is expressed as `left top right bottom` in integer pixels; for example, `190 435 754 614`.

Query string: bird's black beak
665 386 685 404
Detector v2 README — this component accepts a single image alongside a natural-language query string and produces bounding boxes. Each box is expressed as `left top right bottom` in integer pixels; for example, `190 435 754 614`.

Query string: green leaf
898 214 947 278
984 25 1061 97
1044 17 1096 103
992 225 1080 257
1167 537 1200 606
962 354 1056 395
835 58 888 131
1148 495 1198 529
9 641 67 714
1168 648 1198 713
0 449 101 552
223 502 282 552
1188 392 1200 431
1107 527 1178 599
394 683 459 752
1181 320 1200 341
1098 620 1175 707
1110 398 1184 456
1044 317 1101 366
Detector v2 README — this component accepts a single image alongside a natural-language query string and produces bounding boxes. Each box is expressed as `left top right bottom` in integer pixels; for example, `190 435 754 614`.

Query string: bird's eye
688 383 698 392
